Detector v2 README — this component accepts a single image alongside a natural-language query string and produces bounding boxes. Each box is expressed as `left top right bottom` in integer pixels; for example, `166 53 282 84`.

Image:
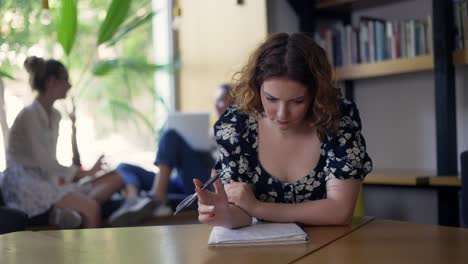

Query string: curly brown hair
232 32 341 139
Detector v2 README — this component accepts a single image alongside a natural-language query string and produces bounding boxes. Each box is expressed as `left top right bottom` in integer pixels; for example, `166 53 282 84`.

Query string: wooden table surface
294 219 468 264
1 217 373 264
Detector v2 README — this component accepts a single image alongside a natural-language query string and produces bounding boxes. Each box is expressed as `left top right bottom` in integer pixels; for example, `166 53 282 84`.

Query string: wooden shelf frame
364 170 431 186
335 49 468 81
428 176 462 187
334 55 433 81
453 49 468 65
317 0 409 11
364 170 460 187
318 0 356 9
334 49 468 81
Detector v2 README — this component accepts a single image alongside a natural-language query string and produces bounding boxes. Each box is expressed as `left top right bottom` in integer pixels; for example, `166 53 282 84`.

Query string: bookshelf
290 0 461 226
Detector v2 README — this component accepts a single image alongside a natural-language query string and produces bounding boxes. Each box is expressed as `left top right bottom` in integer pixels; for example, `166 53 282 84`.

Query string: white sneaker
108 197 159 227
153 204 173 217
49 208 82 229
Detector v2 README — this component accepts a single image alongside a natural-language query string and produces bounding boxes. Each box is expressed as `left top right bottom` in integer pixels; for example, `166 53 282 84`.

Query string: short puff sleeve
323 100 372 181
213 107 256 184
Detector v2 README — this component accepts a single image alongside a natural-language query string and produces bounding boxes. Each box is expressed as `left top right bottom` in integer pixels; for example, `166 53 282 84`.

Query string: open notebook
208 223 309 246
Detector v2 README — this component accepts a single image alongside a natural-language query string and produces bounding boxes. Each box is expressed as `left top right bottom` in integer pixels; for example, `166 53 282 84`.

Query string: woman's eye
292 100 304 104
266 97 277 102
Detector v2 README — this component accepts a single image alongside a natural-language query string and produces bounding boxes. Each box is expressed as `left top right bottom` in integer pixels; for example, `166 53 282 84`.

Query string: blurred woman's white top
6 100 78 182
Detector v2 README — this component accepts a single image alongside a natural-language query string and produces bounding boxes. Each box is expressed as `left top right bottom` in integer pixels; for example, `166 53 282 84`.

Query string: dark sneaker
49 207 82 229
108 197 159 227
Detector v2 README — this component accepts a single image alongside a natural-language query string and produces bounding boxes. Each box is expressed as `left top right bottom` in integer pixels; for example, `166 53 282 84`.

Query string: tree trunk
0 78 9 157
70 97 82 167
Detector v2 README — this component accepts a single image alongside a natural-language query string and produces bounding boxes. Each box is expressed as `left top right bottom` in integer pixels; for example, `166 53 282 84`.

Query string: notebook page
208 223 309 246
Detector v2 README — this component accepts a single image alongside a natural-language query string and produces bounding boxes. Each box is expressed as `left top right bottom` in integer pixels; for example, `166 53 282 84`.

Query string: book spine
359 21 368 63
427 14 433 54
406 20 415 57
420 20 427 55
387 21 395 59
393 20 400 58
325 29 334 66
414 21 421 56
401 20 407 58
352 27 359 64
332 29 342 66
462 0 468 48
453 0 464 49
369 20 375 63
375 20 384 61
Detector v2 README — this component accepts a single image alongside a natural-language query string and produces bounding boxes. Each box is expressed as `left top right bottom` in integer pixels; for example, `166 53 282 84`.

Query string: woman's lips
276 120 289 125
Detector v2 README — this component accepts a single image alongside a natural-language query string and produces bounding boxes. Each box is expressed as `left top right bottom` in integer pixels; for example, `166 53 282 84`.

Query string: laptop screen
165 112 211 151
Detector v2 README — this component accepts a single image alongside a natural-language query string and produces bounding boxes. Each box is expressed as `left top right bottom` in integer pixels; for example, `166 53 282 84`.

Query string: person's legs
54 192 101 228
48 207 82 229
178 151 212 194
87 170 124 203
108 163 162 226
152 129 210 200
153 164 171 201
116 163 156 198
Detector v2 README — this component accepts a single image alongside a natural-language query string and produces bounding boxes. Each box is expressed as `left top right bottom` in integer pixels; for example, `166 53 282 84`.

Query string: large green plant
55 0 169 139
54 0 170 164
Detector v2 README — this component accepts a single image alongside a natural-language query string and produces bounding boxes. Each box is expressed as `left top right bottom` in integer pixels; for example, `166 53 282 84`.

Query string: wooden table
3 217 466 263
0 217 373 264
294 219 468 264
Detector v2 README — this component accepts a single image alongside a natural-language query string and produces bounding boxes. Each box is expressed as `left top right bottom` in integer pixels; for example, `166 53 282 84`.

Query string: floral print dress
213 99 372 204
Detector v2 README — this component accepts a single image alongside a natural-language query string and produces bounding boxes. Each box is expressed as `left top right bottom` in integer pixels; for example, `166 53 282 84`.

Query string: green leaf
97 0 132 45
106 11 157 46
57 0 77 55
92 60 119 76
0 69 15 80
92 59 170 76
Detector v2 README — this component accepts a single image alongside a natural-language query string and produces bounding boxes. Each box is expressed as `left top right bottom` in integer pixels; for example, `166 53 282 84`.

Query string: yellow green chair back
353 185 365 217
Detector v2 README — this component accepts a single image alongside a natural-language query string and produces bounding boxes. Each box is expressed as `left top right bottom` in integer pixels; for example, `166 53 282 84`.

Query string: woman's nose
277 103 288 119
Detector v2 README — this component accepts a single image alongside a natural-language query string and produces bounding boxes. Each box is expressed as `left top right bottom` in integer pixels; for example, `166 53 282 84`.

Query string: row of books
314 16 432 67
454 0 468 50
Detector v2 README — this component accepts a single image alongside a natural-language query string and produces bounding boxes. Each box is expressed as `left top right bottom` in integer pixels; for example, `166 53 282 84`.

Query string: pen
173 174 220 215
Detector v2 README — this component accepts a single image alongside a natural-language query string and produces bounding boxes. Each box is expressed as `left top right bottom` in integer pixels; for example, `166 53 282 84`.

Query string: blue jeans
116 129 213 199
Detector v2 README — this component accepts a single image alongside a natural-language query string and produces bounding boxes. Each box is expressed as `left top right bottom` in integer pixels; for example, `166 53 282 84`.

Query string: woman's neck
36 94 55 115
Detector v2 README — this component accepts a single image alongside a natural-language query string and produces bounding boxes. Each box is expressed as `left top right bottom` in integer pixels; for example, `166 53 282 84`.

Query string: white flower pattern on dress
214 100 372 204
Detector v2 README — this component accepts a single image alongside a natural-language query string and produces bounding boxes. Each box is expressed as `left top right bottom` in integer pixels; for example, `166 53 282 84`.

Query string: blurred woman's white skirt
2 161 90 217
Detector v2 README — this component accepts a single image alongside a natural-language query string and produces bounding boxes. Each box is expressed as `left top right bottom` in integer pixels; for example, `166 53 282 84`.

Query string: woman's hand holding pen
194 178 230 226
225 182 259 215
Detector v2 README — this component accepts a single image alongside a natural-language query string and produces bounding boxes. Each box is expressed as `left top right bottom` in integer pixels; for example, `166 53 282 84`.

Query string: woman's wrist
246 198 261 217
225 203 252 229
